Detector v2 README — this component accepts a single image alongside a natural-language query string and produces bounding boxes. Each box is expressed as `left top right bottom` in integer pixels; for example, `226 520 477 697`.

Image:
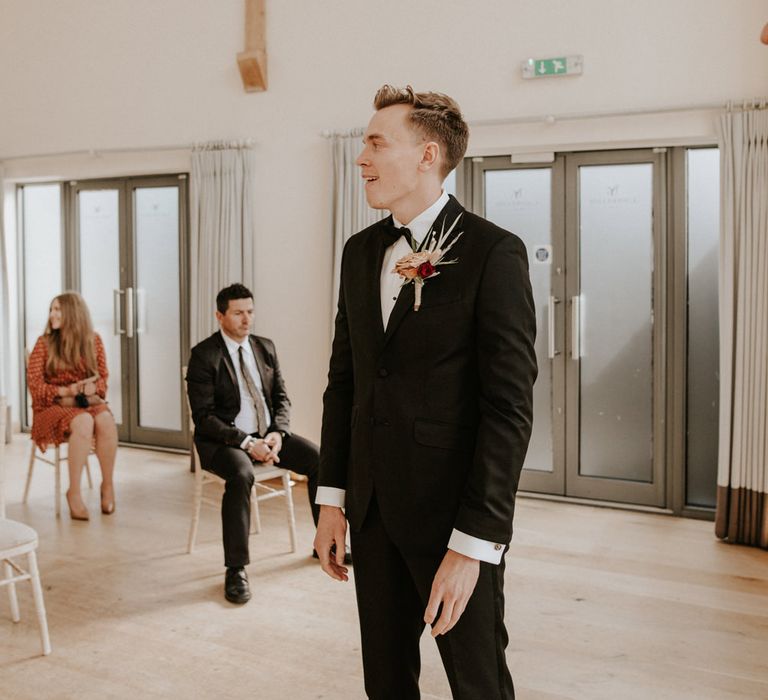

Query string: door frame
64 174 190 449
65 178 131 442
124 174 190 449
563 149 667 507
463 149 668 508
470 155 567 494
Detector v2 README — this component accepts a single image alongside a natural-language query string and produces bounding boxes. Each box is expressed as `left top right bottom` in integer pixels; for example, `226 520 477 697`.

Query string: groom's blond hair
373 85 469 178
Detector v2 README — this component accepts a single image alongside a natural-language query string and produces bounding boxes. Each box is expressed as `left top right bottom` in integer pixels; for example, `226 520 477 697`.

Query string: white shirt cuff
315 486 346 508
240 435 253 450
448 529 506 565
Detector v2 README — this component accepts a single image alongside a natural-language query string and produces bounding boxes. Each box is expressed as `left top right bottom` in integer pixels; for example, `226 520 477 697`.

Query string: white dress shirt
316 192 506 565
219 331 272 447
379 190 450 328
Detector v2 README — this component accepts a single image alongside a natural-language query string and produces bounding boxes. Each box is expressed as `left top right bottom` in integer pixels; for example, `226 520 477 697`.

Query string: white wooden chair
23 442 93 518
0 397 52 655
183 368 297 554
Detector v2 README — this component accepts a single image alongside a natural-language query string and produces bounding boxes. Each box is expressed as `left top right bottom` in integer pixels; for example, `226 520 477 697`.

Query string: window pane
686 148 719 507
78 189 123 424
22 184 62 352
22 184 63 424
579 164 654 482
485 168 553 473
135 187 181 431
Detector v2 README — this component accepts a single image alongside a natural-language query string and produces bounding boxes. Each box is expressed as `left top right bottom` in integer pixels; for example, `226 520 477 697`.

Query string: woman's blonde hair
44 292 97 377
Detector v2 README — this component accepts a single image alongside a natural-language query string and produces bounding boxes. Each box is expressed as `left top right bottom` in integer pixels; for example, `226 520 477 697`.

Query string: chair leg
54 447 62 519
27 550 51 655
187 471 204 554
3 560 20 622
282 472 297 553
22 443 36 504
251 485 261 535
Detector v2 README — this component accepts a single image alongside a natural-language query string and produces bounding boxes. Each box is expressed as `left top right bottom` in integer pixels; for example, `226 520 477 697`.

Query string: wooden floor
1 434 767 700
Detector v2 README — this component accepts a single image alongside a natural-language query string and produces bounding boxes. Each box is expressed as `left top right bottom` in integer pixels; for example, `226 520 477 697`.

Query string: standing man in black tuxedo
314 86 537 698
186 283 321 604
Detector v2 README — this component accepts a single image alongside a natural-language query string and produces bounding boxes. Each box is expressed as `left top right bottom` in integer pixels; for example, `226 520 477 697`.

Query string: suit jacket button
378 368 389 378
494 544 502 551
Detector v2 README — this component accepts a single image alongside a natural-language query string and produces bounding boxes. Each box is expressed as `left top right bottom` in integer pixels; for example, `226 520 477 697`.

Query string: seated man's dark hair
216 283 253 314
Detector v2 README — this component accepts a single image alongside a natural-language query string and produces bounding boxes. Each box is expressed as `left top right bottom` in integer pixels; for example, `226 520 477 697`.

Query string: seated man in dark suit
186 283 321 604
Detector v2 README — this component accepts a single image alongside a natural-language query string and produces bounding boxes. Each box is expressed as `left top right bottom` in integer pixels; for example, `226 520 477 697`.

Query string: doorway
18 175 190 450
470 150 676 507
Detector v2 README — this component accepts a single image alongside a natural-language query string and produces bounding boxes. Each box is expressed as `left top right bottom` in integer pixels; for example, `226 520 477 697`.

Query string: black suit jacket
319 195 537 555
186 331 291 468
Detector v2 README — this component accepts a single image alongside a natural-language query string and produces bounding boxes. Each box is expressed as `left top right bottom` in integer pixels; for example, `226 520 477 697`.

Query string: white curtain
189 142 256 346
715 103 768 548
329 130 386 332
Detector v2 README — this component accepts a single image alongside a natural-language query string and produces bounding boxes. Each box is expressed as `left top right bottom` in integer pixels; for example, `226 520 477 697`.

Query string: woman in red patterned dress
27 292 118 521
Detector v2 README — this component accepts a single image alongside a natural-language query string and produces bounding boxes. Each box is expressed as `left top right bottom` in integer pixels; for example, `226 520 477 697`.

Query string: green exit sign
522 55 583 79
535 58 567 75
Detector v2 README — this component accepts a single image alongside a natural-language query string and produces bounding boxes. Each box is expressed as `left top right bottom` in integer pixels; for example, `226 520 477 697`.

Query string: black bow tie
382 224 414 248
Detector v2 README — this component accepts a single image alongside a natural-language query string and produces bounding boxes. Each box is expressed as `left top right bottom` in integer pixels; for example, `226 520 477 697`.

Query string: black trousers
350 496 514 700
205 433 320 568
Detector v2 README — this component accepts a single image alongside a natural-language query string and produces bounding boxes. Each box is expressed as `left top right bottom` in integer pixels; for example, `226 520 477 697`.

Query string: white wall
2 0 767 438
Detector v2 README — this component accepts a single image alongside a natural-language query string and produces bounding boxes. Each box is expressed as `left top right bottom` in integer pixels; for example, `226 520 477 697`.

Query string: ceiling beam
237 0 267 92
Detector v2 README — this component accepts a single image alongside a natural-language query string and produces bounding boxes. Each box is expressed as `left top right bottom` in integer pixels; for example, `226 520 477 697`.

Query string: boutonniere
392 214 463 311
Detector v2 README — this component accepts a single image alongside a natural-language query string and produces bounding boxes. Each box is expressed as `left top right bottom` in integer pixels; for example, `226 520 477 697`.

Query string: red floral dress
27 334 112 450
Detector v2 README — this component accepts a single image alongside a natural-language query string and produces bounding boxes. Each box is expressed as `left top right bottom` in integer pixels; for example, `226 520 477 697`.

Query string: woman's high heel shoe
66 491 90 521
100 485 115 515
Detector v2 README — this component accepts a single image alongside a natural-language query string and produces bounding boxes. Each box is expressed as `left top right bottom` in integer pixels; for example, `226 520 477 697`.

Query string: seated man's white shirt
316 191 507 565
220 331 272 448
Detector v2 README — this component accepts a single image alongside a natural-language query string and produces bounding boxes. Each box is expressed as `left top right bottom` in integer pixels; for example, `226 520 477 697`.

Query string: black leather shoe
224 567 251 604
312 545 352 565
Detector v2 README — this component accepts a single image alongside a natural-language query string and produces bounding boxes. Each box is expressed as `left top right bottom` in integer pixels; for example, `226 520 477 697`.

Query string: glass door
473 158 566 494
69 176 189 449
472 150 666 507
564 151 665 506
71 184 127 438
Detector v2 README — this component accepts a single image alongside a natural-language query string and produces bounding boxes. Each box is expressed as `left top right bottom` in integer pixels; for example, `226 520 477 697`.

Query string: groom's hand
424 550 480 637
314 505 349 582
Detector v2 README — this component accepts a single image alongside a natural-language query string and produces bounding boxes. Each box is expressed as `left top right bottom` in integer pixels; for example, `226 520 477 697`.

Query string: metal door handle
113 289 125 335
571 295 581 359
548 296 561 359
125 287 134 338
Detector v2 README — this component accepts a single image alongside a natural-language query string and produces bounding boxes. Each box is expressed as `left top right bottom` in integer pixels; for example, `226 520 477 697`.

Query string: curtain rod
0 143 190 163
0 139 256 163
320 101 734 137
725 98 768 111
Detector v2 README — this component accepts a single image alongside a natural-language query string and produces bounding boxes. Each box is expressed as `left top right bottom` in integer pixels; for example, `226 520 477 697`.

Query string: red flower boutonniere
392 214 463 311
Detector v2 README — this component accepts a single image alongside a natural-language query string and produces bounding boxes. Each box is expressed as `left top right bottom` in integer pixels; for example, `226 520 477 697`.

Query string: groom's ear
418 141 441 173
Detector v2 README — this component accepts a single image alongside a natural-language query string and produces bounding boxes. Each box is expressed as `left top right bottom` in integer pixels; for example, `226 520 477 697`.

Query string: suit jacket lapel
248 336 272 407
364 217 392 352
426 195 465 250
383 281 413 344
383 196 466 346
216 332 240 401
